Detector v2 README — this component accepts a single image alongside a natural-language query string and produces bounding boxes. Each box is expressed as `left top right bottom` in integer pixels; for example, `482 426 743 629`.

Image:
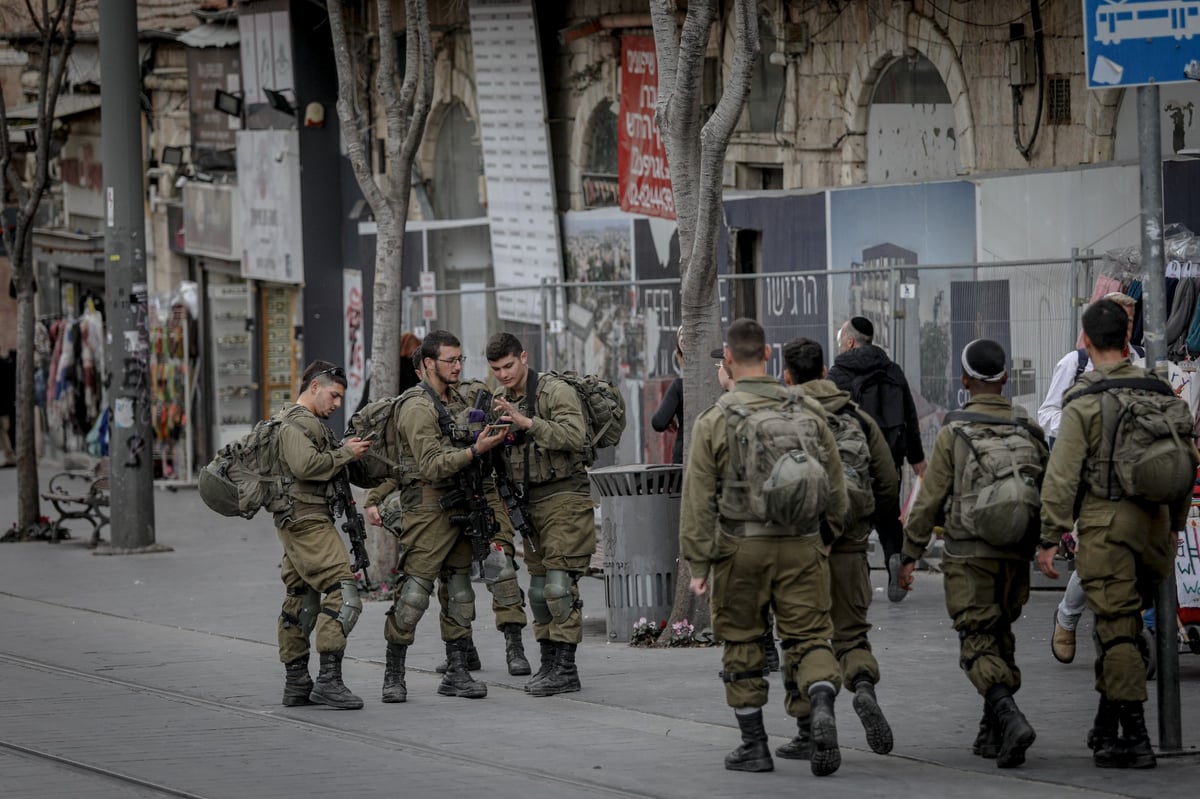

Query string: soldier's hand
911 460 928 478
346 437 371 459
365 505 383 527
897 561 916 592
472 426 506 455
1037 546 1059 579
493 397 532 430
689 576 708 596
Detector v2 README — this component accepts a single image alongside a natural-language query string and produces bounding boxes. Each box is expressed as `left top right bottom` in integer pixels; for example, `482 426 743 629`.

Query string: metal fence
402 253 1108 464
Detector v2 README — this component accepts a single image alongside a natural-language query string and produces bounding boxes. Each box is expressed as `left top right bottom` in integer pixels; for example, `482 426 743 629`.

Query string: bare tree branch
328 0 389 213
397 0 432 185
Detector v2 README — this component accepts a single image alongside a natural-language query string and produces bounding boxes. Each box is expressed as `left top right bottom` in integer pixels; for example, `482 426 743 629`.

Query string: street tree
650 0 757 634
0 0 78 536
326 0 433 399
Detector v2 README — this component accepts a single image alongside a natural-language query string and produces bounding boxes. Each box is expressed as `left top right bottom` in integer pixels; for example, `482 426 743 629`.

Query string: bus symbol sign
1084 0 1200 88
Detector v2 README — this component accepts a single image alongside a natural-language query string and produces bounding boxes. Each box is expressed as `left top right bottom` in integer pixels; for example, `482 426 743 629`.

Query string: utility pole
1137 83 1181 753
100 1 157 550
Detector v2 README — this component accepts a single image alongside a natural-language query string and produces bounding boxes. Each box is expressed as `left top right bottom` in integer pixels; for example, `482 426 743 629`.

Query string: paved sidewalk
0 465 1197 798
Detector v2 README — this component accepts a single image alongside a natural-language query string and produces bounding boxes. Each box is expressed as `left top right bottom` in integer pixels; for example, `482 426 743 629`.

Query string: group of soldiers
268 331 597 712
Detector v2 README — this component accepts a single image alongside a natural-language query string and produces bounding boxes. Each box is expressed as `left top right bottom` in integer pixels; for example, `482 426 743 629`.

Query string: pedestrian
275 361 372 710
486 332 597 696
680 318 849 777
899 339 1047 768
1037 299 1196 769
650 329 684 464
1037 292 1143 664
780 336 899 758
827 316 926 602
377 330 506 703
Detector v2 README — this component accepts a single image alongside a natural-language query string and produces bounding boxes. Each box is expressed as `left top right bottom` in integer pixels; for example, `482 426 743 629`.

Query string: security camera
1186 60 1200 81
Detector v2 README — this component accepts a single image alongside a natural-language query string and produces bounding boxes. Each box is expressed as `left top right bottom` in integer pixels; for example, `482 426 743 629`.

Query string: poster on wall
619 36 674 220
237 130 303 284
343 269 365 415
634 217 681 379
948 279 1012 409
1180 512 1200 610
561 211 635 379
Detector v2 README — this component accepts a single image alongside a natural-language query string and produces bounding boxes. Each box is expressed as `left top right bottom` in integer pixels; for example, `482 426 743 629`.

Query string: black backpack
848 369 908 466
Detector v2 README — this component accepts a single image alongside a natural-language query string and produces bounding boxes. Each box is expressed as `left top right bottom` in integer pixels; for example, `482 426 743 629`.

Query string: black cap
960 338 1007 382
849 316 874 338
710 346 724 359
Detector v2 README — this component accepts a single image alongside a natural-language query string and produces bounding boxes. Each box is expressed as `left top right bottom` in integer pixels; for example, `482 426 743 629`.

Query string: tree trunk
14 228 40 530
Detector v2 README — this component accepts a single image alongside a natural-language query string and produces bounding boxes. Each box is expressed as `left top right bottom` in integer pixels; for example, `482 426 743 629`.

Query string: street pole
1137 83 1181 753
100 1 157 550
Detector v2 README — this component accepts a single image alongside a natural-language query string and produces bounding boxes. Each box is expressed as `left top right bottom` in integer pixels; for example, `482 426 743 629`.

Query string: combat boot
774 716 813 760
309 650 364 710
381 643 408 704
973 703 1001 759
987 685 1036 768
503 623 532 676
437 639 488 698
725 709 774 772
529 642 582 696
434 637 482 673
852 678 894 754
282 655 315 707
808 684 841 777
1116 700 1157 769
523 640 556 692
1088 695 1122 766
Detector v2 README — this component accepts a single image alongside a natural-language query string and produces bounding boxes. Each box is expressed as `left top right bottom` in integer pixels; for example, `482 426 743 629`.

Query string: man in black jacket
827 316 926 602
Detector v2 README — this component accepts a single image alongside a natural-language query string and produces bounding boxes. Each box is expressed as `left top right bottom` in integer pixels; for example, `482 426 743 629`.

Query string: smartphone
486 423 511 436
361 430 379 442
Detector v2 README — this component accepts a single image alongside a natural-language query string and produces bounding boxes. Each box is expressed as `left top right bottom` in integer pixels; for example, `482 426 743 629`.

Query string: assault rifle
466 386 540 555
440 462 499 565
331 469 371 574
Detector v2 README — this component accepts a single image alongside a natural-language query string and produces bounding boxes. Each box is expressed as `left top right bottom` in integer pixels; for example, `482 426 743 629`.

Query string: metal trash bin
588 464 682 642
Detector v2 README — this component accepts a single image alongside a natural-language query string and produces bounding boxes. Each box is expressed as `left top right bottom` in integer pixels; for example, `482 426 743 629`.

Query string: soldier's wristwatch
468 444 479 460
1037 540 1059 551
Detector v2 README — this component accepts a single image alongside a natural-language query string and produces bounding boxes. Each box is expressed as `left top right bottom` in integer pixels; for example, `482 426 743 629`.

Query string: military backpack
199 415 292 519
827 404 875 535
945 409 1046 548
527 370 626 465
344 384 456 489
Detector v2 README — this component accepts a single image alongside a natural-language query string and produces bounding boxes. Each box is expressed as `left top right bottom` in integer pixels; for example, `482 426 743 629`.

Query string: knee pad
487 555 523 608
394 575 434 636
335 580 363 636
294 587 321 637
445 570 477 627
543 570 578 624
528 574 551 625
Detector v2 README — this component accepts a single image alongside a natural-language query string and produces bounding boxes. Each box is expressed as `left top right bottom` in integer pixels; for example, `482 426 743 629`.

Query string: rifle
331 469 371 574
467 386 540 556
440 462 499 566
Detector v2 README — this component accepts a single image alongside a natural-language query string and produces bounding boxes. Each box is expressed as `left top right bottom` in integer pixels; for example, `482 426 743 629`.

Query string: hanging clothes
1126 279 1143 347
1076 274 1124 348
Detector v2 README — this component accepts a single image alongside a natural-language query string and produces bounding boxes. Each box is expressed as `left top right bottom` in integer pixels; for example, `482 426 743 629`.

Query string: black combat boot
725 709 774 772
1088 695 1123 766
504 624 532 676
973 703 1001 759
434 637 482 673
852 678 894 755
381 643 408 704
986 685 1036 768
528 642 582 696
762 630 781 673
523 640 556 692
808 685 841 777
438 639 488 698
774 716 813 760
309 650 364 710
282 655 315 707
1116 700 1157 769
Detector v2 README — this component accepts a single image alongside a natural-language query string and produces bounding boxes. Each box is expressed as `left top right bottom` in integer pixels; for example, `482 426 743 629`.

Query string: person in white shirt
1036 293 1141 665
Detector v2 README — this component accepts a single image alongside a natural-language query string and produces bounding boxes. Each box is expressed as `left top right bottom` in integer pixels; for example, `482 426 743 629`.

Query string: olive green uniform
274 403 360 664
680 376 848 715
794 379 898 687
494 372 596 645
1039 361 1191 703
903 394 1047 697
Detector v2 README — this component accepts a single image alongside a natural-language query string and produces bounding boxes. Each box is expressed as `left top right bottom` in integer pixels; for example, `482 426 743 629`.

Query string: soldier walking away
899 339 1048 768
681 318 849 777
781 337 899 758
275 362 372 709
828 316 926 602
1037 299 1197 769
486 332 598 697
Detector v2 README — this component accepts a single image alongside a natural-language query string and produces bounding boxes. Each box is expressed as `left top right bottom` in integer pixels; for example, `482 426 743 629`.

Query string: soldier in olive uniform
680 318 849 777
486 332 597 697
276 361 372 710
377 331 507 702
1037 299 1194 769
899 339 1047 768
778 337 898 758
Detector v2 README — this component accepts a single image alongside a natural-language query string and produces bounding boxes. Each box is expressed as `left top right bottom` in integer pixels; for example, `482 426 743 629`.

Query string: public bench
40 457 110 545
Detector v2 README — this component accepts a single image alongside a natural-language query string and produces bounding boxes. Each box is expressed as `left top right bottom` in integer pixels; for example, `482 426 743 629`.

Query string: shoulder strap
837 402 870 436
1064 376 1173 406
1074 348 1088 380
418 381 455 436
943 409 1046 446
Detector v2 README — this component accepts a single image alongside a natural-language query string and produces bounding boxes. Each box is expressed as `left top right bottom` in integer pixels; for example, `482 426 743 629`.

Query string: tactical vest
278 404 341 509
504 372 588 488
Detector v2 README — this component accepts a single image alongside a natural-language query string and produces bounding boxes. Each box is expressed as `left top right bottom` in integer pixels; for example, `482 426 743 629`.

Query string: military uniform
680 375 848 776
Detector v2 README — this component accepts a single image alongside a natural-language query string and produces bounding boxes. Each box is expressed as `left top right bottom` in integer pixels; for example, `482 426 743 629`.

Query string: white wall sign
237 130 303 284
469 0 562 324
420 270 437 321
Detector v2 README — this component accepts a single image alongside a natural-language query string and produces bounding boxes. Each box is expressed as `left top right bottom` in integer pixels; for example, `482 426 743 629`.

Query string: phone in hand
486 423 511 437
360 430 379 442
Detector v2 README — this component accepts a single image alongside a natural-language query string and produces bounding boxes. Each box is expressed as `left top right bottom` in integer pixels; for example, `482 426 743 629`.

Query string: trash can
588 464 682 642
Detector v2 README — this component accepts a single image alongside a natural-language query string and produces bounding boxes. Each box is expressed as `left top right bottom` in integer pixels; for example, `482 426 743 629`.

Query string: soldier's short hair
486 332 524 362
418 330 461 365
300 360 347 392
782 338 825 383
1082 299 1127 352
725 318 766 364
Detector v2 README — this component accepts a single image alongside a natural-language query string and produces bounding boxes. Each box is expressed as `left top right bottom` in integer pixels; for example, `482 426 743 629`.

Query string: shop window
747 13 786 133
582 102 619 208
431 103 485 220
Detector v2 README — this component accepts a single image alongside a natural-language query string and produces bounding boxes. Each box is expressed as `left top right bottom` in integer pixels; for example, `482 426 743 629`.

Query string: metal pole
1137 83 1181 753
539 278 549 371
101 1 156 549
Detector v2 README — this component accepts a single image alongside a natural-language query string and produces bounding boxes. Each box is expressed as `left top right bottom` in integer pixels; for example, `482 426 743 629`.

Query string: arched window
582 102 619 208
866 53 958 183
431 103 484 219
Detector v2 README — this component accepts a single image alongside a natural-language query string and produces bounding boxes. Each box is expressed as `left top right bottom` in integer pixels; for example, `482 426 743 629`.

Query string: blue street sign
1083 0 1200 88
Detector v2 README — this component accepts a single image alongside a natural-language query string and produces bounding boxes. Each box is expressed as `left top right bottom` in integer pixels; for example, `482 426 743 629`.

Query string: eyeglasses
314 366 346 380
434 356 466 365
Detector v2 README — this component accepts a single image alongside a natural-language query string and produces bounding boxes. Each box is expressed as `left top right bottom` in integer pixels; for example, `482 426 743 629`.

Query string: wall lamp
264 88 296 116
161 145 185 166
214 89 244 117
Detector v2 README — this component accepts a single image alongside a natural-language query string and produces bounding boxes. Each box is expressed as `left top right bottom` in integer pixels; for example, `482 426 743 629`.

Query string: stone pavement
0 465 1197 798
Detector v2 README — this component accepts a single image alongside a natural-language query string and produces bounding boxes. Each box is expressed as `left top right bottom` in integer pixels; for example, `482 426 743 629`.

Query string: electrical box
1008 38 1036 87
781 22 808 55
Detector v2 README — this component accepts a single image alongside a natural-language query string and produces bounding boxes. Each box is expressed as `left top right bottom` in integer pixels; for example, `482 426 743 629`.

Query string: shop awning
178 22 239 49
4 94 103 122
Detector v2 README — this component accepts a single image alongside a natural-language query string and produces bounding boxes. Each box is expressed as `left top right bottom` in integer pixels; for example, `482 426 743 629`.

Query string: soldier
680 318 848 777
376 330 507 702
1037 299 1195 769
778 337 898 758
275 361 371 710
486 332 597 697
899 339 1048 768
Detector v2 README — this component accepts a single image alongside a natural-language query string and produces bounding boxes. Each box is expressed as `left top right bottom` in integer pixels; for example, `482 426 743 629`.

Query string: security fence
402 252 1108 464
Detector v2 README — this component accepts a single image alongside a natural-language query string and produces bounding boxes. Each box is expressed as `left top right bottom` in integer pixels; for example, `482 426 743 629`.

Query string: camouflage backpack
343 386 425 489
530 370 626 464
1065 371 1198 504
199 415 292 519
945 409 1046 548
717 383 831 532
826 404 875 535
